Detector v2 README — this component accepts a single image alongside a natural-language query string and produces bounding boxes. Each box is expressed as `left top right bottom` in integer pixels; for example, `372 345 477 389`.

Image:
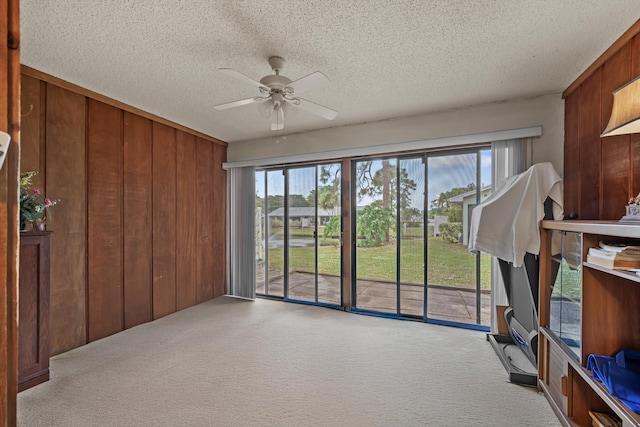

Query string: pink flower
45 198 52 207
33 188 41 195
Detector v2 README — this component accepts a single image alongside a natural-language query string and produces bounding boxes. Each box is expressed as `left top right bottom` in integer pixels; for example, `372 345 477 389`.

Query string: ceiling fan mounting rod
268 56 286 74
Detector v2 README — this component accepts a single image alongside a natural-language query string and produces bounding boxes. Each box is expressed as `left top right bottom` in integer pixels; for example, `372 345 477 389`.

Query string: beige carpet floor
18 296 561 426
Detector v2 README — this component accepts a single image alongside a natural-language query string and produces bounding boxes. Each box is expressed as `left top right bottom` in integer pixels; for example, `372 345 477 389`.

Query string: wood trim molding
21 65 228 147
563 19 640 98
2 0 20 424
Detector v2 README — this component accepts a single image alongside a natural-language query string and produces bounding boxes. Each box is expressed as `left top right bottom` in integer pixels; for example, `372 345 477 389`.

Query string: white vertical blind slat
227 166 256 299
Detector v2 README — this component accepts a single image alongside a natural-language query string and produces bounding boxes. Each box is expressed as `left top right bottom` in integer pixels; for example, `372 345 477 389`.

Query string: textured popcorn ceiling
20 1 640 143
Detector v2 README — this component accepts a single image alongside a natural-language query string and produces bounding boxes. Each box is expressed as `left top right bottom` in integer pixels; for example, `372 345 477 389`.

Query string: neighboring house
268 207 337 227
432 216 448 237
447 186 492 245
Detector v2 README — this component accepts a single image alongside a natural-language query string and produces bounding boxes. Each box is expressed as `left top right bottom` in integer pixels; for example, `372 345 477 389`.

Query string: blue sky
256 150 491 208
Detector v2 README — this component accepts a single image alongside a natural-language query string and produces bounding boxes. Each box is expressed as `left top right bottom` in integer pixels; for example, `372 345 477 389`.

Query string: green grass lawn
266 233 491 290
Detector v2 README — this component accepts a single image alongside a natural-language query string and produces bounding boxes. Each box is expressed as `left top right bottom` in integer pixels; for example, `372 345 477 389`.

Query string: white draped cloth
468 162 563 267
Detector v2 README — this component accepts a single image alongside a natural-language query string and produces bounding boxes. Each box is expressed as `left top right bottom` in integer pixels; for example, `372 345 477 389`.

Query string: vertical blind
227 166 256 300
489 138 527 332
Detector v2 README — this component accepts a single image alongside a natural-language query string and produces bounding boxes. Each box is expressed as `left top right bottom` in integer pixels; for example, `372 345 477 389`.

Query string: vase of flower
20 171 58 231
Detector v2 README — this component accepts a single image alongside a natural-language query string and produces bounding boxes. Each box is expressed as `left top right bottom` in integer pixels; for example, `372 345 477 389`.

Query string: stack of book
586 241 640 270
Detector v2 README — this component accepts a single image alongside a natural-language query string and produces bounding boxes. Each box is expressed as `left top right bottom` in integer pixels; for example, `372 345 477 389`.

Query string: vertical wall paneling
630 35 640 194
123 112 153 328
212 143 227 297
564 24 640 221
176 131 197 310
577 69 602 219
601 46 631 219
152 123 177 319
45 85 87 354
20 75 42 183
196 138 215 302
87 100 124 342
19 68 227 357
563 91 580 216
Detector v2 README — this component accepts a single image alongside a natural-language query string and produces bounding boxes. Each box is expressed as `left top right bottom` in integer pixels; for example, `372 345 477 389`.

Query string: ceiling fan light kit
214 56 337 131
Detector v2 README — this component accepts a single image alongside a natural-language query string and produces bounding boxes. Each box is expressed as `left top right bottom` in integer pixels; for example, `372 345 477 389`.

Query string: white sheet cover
468 162 563 267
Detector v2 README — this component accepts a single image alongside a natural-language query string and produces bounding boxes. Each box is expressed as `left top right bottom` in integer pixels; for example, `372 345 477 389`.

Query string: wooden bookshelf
539 221 640 427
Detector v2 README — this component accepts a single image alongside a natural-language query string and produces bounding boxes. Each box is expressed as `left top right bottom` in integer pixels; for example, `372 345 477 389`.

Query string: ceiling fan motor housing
259 74 292 92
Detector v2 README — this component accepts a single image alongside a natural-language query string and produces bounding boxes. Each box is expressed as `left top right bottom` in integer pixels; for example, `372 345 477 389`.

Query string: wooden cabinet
18 231 50 392
538 221 640 427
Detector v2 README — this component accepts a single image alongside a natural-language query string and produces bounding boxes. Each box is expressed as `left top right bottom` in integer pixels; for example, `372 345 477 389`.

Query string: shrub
323 215 341 239
439 222 462 243
356 204 394 247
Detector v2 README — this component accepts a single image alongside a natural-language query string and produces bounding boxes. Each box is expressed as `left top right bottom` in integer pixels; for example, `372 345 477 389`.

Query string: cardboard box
496 305 508 335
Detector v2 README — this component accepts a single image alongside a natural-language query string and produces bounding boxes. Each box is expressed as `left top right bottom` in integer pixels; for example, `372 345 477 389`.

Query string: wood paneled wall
563 21 640 220
20 68 227 355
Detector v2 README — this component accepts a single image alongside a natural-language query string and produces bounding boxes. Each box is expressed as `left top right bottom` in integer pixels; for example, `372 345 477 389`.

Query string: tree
288 194 309 207
429 183 476 219
355 203 394 247
307 185 340 216
318 161 421 246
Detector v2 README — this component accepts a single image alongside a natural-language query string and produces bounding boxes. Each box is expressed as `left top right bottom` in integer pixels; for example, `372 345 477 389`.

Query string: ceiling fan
213 56 338 131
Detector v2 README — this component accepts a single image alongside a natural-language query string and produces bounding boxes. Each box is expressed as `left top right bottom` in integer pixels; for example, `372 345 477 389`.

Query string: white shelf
583 262 640 284
541 220 640 238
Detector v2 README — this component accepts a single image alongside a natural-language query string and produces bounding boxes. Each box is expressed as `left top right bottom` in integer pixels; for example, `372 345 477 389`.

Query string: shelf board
583 262 640 284
566 353 640 427
542 220 640 238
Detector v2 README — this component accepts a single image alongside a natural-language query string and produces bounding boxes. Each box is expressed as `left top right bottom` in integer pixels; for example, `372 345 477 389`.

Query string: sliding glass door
353 159 399 314
256 164 341 306
352 148 491 327
257 147 491 327
426 150 491 326
256 169 285 298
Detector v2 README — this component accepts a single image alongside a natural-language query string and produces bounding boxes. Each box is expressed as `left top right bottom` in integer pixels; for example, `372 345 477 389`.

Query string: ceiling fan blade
286 71 330 95
293 97 338 120
271 105 284 130
219 68 269 90
213 97 262 110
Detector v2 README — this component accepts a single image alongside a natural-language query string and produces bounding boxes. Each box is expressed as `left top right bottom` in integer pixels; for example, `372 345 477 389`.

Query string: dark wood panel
152 122 177 319
196 138 215 303
18 244 39 371
631 35 640 196
18 232 50 391
600 45 631 219
577 69 602 219
176 131 197 310
123 112 153 328
563 91 580 218
582 268 640 359
87 99 124 342
45 84 87 355
212 143 226 298
20 75 43 184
